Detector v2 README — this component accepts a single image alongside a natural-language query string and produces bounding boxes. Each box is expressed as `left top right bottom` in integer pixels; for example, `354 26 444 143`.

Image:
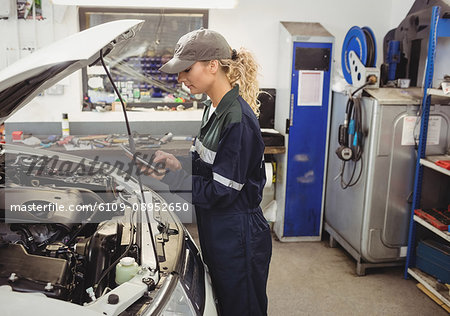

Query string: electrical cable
154 9 165 46
8 273 67 290
413 89 425 151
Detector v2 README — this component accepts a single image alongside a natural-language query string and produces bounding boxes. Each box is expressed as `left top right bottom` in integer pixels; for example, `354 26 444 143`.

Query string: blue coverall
162 85 272 316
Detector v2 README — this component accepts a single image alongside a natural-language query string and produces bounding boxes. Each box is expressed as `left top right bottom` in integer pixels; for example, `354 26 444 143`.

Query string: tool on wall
337 26 379 189
341 26 380 94
335 93 365 189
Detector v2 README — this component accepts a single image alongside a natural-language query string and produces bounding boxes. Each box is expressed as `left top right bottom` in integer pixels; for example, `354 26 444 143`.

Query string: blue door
284 41 332 237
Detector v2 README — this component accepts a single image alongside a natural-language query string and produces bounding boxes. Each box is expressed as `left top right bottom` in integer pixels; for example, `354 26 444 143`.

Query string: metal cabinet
324 89 450 276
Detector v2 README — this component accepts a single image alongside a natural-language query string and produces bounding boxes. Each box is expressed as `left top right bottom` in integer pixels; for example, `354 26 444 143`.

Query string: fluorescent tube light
51 0 238 9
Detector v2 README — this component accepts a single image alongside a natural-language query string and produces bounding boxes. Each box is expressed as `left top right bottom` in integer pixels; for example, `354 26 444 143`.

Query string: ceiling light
51 0 238 9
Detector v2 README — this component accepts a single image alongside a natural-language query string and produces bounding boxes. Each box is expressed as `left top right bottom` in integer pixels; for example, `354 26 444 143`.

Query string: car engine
0 150 138 304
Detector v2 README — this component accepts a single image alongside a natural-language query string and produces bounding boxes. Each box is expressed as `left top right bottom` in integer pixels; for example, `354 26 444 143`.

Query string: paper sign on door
401 116 441 146
298 71 323 106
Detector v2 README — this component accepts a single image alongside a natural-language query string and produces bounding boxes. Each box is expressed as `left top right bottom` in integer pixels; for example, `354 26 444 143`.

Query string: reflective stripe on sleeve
213 172 244 191
194 139 216 165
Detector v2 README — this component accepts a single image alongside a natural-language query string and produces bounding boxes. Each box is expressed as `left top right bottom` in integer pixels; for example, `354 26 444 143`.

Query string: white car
0 19 218 316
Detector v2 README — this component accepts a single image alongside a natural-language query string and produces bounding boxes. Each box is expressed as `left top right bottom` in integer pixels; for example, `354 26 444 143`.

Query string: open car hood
0 19 144 124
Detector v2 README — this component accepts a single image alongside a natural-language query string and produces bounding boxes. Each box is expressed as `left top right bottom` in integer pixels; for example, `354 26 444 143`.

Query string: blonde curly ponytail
218 48 261 117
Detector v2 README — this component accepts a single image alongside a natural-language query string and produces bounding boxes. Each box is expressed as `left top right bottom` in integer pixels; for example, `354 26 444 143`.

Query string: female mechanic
152 28 272 316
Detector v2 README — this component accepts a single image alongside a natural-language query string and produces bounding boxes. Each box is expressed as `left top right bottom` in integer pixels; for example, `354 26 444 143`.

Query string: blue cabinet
274 22 334 241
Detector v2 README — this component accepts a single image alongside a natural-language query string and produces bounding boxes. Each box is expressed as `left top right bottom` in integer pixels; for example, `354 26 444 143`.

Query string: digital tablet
120 144 161 172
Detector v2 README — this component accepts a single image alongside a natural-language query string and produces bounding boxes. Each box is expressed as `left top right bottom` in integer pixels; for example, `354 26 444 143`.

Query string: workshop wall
1 2 86 124
390 0 416 29
0 3 77 70
210 0 416 88
2 0 415 125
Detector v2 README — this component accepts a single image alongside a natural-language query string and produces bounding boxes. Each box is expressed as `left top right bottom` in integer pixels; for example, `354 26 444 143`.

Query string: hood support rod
99 48 161 275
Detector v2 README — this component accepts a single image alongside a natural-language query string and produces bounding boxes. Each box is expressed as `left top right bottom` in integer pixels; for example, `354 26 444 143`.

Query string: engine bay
0 148 146 304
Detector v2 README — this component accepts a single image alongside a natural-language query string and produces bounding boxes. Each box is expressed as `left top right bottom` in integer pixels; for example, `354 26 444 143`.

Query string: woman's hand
138 164 166 180
153 150 182 171
122 148 167 180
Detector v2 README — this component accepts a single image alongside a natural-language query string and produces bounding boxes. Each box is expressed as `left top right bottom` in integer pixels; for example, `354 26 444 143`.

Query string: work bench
3 135 284 224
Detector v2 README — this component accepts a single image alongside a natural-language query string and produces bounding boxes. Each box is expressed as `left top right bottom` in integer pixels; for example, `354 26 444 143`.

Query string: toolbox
435 160 450 170
416 239 450 284
414 206 450 231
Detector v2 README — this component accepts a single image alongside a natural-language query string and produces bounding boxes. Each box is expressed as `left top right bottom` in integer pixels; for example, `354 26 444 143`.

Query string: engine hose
93 211 136 295
66 223 88 246
11 225 37 253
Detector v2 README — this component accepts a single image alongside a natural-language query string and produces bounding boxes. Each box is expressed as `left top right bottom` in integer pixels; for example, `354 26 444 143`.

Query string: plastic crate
416 239 450 284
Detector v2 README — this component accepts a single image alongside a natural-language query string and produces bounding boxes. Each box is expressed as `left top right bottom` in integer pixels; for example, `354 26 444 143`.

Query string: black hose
11 224 37 253
340 97 365 189
93 212 136 294
363 28 375 67
351 82 370 97
66 223 88 246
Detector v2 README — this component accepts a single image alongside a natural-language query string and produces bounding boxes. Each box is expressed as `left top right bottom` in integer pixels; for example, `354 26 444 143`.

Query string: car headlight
161 280 197 316
178 235 206 313
141 230 211 316
162 234 206 315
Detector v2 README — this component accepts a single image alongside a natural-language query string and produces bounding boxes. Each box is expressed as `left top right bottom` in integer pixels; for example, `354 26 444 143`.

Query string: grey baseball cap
159 28 232 74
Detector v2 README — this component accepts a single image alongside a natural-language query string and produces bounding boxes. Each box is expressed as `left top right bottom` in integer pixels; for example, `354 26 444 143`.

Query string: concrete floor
185 224 447 316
